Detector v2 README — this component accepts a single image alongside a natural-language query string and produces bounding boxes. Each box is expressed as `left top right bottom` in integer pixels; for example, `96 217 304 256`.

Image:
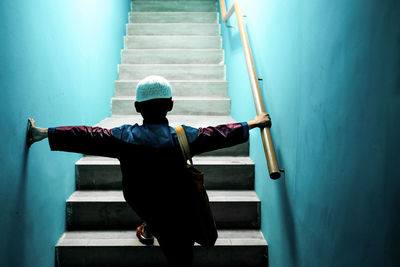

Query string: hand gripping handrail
219 0 281 179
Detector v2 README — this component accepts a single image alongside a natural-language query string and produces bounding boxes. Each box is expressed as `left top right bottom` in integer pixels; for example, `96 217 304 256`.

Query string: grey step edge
124 35 222 49
115 80 228 97
111 96 230 116
131 1 217 12
56 230 267 267
121 49 224 64
66 190 261 230
126 23 220 36
117 64 226 80
130 12 218 23
76 156 254 190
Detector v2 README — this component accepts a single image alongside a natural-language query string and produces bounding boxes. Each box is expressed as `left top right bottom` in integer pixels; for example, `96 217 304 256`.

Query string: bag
175 126 218 247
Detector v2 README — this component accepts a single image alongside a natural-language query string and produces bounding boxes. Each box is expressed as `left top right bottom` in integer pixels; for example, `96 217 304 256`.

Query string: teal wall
220 0 400 266
0 0 131 266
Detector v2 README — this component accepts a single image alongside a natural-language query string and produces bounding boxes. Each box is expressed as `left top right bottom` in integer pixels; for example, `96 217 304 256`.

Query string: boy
28 75 271 266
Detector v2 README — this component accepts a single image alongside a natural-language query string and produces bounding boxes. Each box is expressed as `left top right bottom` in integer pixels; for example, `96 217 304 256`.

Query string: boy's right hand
248 113 271 129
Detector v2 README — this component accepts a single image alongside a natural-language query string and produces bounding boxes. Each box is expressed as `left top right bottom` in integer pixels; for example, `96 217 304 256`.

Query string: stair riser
56 245 267 267
112 98 230 115
118 65 225 80
125 36 222 49
132 1 217 12
130 12 218 23
66 202 260 230
121 50 224 64
127 23 220 36
115 81 228 97
76 164 254 190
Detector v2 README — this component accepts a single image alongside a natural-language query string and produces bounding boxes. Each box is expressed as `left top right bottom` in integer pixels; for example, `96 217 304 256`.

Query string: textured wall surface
0 1 131 266
219 0 400 266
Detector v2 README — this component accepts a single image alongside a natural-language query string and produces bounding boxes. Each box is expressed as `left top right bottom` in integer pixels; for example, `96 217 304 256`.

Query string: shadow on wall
5 123 30 266
277 176 297 266
274 146 298 266
251 132 299 267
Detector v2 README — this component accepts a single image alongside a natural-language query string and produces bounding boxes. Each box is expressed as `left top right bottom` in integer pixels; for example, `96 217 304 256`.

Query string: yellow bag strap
175 125 193 166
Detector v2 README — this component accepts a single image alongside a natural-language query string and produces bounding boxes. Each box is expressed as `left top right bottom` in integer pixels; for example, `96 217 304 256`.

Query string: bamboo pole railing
219 0 281 179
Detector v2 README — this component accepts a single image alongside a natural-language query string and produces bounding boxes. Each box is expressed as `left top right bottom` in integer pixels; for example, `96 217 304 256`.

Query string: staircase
55 1 268 266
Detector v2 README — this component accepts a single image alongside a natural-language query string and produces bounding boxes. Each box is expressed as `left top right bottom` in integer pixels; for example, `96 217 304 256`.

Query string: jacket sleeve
189 122 249 155
48 126 122 158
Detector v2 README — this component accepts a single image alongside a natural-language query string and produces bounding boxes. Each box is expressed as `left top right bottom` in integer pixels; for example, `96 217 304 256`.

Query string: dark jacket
48 121 249 239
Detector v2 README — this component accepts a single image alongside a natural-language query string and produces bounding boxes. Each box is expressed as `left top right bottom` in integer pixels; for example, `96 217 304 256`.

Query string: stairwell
55 1 268 266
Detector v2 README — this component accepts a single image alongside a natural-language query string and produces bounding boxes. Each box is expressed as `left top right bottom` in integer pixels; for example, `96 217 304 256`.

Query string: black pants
157 234 195 267
123 170 196 266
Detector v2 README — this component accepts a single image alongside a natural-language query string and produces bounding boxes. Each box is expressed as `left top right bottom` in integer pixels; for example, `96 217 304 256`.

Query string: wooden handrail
219 0 281 179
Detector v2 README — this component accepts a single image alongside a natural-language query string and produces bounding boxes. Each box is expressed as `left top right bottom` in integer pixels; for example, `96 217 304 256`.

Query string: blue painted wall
0 0 131 266
220 0 400 266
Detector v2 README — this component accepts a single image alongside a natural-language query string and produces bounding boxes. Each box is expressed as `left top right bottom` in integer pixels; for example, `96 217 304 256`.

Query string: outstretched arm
27 118 121 158
189 112 271 155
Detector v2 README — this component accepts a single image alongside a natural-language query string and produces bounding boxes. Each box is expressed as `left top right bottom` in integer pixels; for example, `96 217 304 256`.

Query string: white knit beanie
136 75 172 102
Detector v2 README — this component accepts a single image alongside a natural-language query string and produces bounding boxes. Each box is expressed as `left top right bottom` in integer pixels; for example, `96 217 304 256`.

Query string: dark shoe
136 222 154 245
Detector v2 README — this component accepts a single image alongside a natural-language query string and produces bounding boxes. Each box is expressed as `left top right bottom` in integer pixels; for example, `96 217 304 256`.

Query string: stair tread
120 63 223 66
125 35 222 49
57 229 267 247
126 35 221 37
125 35 221 37
130 12 218 23
77 156 253 165
113 96 229 100
118 64 225 80
126 23 220 36
131 1 217 12
116 79 227 82
67 190 260 203
132 0 217 2
94 115 241 128
131 0 217 1
127 22 219 25
131 0 218 1
130 11 218 15
75 155 254 190
122 48 222 51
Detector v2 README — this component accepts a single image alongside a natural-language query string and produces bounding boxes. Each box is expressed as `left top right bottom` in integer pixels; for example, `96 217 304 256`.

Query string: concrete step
118 64 225 80
127 23 220 36
94 115 249 156
130 12 218 23
121 49 224 64
132 1 217 12
112 96 230 116
115 80 228 97
66 190 260 230
76 156 254 190
56 230 268 267
125 35 221 49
